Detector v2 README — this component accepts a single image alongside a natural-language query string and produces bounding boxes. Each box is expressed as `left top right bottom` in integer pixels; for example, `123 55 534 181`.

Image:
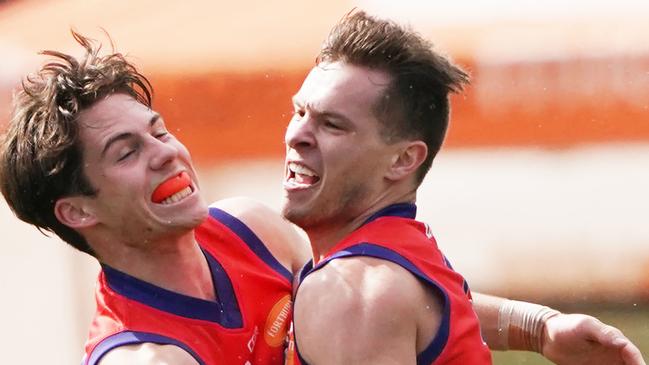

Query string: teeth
160 186 192 205
288 162 317 176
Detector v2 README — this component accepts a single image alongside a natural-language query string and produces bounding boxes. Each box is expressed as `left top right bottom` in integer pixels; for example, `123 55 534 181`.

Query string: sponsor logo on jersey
264 294 292 347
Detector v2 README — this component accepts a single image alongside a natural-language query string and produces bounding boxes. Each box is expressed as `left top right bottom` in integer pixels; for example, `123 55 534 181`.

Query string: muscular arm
98 343 199 365
471 292 509 349
472 292 646 365
210 197 311 274
293 257 442 365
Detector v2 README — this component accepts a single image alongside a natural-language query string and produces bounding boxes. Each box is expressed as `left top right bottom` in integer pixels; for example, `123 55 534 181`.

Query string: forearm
472 292 507 350
472 292 560 352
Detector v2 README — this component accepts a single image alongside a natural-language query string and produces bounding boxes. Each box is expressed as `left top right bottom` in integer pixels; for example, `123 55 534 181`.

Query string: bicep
98 343 199 365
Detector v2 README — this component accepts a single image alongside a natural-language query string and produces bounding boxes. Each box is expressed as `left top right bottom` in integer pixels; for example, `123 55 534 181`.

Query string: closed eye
323 120 342 130
154 131 169 139
117 149 135 162
116 140 141 162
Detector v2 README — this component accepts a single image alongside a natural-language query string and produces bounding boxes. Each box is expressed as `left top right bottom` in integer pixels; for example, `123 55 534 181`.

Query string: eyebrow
291 96 352 124
100 113 161 158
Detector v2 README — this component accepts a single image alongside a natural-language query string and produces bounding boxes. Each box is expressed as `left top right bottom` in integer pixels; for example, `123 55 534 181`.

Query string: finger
620 342 647 365
587 322 627 347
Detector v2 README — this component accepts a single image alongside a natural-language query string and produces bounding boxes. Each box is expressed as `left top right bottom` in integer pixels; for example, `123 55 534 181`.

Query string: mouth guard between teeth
152 172 191 203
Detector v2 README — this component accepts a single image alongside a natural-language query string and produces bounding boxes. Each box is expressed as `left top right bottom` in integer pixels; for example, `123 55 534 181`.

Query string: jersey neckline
362 202 417 225
101 246 243 328
299 202 418 282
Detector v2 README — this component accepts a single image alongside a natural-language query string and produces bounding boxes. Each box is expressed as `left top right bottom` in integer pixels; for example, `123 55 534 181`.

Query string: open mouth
286 162 321 188
151 171 195 204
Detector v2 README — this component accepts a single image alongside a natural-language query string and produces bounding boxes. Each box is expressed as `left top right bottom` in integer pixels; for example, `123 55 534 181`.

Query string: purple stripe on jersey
85 331 205 365
298 260 314 285
209 207 293 282
102 248 243 328
362 202 417 225
296 243 450 365
443 255 454 269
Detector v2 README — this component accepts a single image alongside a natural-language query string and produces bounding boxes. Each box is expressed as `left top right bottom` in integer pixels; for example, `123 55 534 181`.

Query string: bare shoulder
98 343 199 365
209 196 272 218
209 197 310 274
297 256 428 318
294 256 443 364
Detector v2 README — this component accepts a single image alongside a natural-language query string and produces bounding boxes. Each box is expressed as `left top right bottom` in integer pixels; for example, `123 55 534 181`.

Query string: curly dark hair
0 30 153 256
318 11 470 183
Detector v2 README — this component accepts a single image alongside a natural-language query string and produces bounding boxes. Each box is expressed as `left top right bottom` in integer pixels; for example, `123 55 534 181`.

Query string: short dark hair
0 30 153 256
318 11 470 183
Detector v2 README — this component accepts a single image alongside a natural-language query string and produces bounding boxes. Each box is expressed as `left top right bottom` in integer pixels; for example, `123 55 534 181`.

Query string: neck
307 190 417 263
92 229 215 301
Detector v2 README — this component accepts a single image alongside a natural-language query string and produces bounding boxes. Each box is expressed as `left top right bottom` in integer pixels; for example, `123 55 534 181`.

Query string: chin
187 207 210 226
281 203 307 227
167 205 209 230
283 206 327 232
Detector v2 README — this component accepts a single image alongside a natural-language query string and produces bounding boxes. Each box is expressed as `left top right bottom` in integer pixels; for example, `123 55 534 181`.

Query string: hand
542 313 646 365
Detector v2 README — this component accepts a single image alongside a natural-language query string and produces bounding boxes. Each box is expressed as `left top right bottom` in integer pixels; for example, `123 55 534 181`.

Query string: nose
285 115 316 150
148 137 178 170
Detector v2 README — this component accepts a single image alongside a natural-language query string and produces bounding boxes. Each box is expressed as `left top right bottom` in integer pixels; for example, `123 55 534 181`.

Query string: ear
385 140 428 182
54 196 98 229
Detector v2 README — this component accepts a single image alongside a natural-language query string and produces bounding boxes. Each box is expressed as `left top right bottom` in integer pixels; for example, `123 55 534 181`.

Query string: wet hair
318 11 470 183
0 30 153 256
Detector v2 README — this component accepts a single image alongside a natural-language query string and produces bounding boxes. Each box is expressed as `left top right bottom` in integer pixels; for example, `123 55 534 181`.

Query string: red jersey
289 203 492 365
83 207 293 365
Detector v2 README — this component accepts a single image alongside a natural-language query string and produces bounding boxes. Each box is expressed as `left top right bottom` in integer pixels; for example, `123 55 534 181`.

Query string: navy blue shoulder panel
209 207 293 282
297 243 450 365
85 331 205 365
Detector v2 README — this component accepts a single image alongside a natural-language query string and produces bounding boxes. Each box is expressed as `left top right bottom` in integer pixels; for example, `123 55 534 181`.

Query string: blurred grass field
492 304 649 364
